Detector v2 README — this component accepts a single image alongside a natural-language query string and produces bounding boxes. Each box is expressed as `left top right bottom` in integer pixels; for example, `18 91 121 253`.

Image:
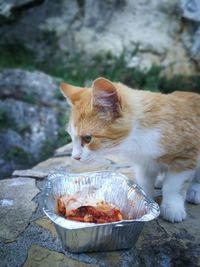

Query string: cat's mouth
72 155 96 163
72 153 108 165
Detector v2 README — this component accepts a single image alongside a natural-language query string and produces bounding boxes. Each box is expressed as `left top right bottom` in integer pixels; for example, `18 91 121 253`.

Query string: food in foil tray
44 172 160 252
54 173 152 224
57 196 123 223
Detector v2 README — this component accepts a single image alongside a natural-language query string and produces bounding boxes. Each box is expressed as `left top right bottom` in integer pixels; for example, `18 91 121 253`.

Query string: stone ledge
0 177 40 240
1 145 200 267
23 244 98 267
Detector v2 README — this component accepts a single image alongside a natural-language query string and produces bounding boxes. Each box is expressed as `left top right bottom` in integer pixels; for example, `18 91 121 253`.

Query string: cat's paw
160 203 186 223
186 182 200 204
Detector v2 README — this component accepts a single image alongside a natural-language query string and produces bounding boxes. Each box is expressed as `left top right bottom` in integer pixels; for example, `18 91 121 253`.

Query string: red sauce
57 198 123 223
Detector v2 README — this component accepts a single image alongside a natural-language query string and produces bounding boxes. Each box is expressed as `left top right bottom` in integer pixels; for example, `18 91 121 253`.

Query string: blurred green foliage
159 75 200 94
6 146 33 165
1 43 200 95
0 107 17 130
39 114 71 161
39 139 57 161
57 113 71 147
22 93 37 105
0 108 8 128
0 43 35 70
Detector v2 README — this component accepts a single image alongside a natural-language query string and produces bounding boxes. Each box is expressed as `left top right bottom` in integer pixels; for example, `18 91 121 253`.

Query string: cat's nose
72 148 81 161
73 156 81 161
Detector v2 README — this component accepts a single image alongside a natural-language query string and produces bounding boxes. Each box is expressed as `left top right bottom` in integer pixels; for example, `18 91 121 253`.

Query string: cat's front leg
161 170 195 223
186 166 200 204
133 164 158 198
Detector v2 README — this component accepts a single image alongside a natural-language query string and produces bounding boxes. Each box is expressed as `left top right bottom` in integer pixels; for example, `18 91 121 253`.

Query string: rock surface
0 177 39 240
23 245 98 267
181 0 200 63
0 0 200 75
0 146 200 266
0 69 68 179
0 0 44 24
0 69 58 105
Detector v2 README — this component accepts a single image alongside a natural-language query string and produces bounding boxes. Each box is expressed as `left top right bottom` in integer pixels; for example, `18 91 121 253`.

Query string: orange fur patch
70 86 133 150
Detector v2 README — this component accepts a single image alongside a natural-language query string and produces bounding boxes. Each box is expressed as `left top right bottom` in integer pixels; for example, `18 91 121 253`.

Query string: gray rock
0 151 200 266
181 0 200 63
12 169 48 178
0 98 58 177
0 130 29 178
0 129 25 153
23 245 98 267
0 69 58 105
0 1 66 62
0 165 199 266
0 177 39 240
0 0 199 75
191 26 200 60
0 69 68 179
0 159 15 180
0 0 44 24
181 0 200 22
0 98 58 156
69 0 181 57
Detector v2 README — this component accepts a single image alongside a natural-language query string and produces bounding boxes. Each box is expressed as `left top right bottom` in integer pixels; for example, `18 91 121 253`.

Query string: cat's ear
92 77 121 118
60 83 84 105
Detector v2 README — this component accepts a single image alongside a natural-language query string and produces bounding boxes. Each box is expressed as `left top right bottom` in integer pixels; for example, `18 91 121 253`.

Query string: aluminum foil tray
43 171 160 253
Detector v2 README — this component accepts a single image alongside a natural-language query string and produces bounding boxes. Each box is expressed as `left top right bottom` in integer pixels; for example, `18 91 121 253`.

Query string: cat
60 77 200 223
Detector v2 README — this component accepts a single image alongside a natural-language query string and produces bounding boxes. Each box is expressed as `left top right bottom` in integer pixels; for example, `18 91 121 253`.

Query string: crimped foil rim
43 170 160 229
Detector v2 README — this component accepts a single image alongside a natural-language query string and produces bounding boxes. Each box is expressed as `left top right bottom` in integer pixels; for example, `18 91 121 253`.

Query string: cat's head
60 77 132 162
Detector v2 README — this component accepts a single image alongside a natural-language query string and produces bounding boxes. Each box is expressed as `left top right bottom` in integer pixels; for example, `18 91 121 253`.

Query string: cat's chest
119 125 164 163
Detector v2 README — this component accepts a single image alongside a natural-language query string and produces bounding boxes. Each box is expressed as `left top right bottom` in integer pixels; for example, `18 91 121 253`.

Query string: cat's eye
82 135 92 144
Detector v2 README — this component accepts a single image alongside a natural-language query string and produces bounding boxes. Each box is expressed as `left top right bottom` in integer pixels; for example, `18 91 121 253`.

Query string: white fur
186 156 200 204
67 122 82 160
187 183 200 204
187 162 200 204
110 124 199 223
68 117 200 223
117 121 164 163
161 170 195 222
113 122 166 197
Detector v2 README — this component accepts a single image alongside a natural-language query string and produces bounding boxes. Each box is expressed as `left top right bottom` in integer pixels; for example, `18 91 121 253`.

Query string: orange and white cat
60 77 200 223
